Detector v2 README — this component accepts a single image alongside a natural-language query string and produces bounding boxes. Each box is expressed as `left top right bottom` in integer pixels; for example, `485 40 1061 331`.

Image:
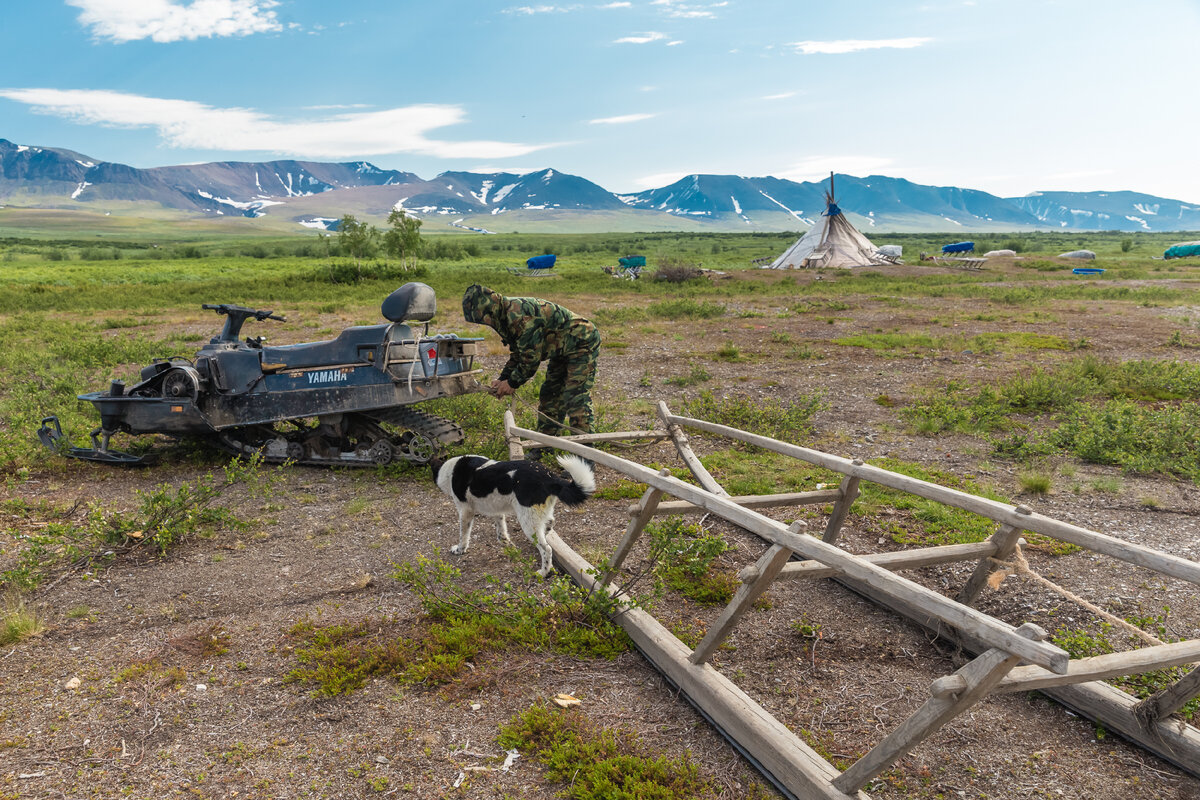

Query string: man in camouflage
461 284 600 435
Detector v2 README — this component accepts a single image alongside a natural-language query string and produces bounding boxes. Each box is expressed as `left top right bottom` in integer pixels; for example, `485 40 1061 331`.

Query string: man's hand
490 379 515 397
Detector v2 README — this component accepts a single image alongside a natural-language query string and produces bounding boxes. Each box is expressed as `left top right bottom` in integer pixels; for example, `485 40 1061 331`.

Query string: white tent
766 175 891 269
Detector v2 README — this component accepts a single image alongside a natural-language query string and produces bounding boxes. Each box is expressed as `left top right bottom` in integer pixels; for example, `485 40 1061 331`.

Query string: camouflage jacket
462 284 599 388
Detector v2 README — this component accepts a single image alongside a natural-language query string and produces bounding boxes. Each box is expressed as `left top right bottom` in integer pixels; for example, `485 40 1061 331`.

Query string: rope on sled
987 546 1165 648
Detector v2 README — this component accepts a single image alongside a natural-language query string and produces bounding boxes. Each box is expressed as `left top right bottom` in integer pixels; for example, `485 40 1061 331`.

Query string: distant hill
3 137 1199 233
1010 190 1200 231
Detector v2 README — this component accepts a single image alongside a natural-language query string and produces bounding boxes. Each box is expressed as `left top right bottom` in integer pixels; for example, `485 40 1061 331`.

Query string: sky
2 0 1200 201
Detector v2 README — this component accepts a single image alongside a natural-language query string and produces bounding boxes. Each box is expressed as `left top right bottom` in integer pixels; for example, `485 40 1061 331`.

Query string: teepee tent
767 174 890 269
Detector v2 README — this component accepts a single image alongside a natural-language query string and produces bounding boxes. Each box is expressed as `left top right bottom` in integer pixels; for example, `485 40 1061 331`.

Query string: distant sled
508 254 559 277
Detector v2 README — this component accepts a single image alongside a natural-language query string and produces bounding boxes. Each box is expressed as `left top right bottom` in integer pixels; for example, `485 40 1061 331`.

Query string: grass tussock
0 593 45 645
681 390 825 443
499 704 740 800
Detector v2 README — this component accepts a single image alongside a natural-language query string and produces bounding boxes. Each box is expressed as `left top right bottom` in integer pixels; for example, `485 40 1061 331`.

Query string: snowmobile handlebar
202 303 286 344
202 303 286 322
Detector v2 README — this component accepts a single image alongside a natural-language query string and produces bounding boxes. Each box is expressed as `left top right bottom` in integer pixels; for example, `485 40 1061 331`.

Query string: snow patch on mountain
473 180 495 205
298 217 338 230
491 182 518 206
757 189 804 220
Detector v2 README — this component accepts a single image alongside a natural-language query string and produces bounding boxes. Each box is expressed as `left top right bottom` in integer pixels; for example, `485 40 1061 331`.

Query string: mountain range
3 137 1199 234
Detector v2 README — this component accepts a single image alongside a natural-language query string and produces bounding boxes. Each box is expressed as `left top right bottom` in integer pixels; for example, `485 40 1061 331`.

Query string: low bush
682 390 826 442
499 704 722 800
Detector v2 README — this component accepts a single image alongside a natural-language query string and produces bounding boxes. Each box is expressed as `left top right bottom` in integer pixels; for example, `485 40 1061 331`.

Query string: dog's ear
429 456 445 480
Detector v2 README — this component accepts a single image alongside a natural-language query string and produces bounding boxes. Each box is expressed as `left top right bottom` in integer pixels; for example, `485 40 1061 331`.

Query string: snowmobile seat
260 324 396 371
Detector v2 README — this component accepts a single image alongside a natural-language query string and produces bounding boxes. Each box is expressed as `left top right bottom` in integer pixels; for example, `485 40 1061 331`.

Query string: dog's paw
536 566 553 578
450 544 466 555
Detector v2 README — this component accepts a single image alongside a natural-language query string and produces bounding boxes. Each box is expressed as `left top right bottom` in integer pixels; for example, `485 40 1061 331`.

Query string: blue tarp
1164 243 1200 259
619 255 646 268
942 241 975 254
526 254 557 270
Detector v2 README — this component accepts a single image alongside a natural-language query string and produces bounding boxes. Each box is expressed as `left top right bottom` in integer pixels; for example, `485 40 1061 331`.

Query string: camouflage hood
462 284 504 325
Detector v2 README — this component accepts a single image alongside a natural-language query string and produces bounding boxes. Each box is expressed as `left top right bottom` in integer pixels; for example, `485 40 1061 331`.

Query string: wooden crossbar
992 640 1200 694
513 429 664 448
627 489 842 517
778 540 1000 581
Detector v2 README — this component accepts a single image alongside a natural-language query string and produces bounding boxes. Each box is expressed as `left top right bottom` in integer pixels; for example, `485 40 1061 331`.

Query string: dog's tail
552 454 596 507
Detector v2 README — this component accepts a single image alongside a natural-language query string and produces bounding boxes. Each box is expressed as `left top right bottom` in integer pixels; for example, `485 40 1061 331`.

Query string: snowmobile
38 282 483 467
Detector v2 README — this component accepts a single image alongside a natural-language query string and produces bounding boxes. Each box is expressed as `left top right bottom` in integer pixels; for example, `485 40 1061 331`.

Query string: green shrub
664 365 711 387
646 517 735 605
1050 399 1200 480
499 705 717 799
682 390 825 442
646 298 725 320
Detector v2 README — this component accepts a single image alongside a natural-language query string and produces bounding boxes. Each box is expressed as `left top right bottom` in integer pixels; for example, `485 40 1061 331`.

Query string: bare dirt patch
3 263 1200 799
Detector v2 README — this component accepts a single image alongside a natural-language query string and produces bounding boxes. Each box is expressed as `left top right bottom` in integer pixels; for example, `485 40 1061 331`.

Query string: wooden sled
503 406 1200 799
508 254 560 277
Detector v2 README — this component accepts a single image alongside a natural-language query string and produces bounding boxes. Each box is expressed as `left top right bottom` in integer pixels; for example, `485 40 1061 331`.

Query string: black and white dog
431 454 595 577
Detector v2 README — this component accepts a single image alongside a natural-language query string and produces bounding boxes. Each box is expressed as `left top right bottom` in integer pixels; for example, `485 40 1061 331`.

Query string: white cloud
775 156 895 182
589 113 657 125
0 88 546 160
599 1 632 7
650 0 725 18
504 5 576 14
788 37 932 55
66 0 282 43
761 92 797 100
615 31 668 44
304 103 372 110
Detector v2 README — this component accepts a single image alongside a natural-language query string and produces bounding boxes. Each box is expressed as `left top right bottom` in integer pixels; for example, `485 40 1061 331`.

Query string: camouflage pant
537 327 600 435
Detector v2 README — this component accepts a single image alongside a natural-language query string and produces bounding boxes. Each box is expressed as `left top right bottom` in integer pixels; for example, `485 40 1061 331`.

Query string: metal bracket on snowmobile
37 416 145 465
